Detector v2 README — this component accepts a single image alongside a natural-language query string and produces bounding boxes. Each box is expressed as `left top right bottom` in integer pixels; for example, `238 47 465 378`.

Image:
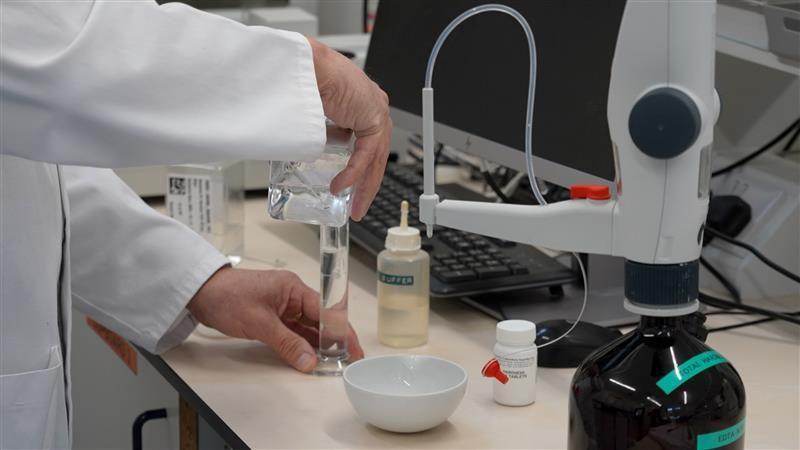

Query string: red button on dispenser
570 184 611 200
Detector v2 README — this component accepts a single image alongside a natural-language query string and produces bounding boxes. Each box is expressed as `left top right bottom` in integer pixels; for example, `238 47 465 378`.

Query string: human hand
308 37 392 221
187 267 365 373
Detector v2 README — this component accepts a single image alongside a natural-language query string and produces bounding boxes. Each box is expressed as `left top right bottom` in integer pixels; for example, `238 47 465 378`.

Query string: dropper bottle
377 201 430 348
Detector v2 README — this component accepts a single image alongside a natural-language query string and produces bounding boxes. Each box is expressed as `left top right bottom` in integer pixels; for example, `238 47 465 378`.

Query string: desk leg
180 396 199 450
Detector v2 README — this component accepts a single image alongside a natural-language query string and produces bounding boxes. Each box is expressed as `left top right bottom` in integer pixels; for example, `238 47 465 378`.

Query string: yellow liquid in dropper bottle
377 201 430 348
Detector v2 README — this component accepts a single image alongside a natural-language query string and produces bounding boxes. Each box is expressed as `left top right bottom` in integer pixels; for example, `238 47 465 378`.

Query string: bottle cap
481 358 509 384
385 200 421 251
496 320 536 347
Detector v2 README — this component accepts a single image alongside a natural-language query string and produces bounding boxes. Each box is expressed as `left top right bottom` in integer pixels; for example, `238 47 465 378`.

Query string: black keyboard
350 164 577 298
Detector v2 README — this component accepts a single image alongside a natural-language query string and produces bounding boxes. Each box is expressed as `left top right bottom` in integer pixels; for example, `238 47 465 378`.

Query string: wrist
187 265 232 325
307 36 336 103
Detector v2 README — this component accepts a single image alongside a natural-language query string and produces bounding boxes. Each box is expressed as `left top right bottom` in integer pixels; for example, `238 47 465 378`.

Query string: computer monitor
364 0 637 327
364 0 626 189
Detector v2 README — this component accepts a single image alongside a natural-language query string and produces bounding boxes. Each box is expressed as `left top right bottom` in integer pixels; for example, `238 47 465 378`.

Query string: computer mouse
535 320 623 368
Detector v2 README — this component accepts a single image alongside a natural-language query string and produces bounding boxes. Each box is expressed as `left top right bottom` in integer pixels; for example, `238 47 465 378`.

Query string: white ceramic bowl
343 354 468 433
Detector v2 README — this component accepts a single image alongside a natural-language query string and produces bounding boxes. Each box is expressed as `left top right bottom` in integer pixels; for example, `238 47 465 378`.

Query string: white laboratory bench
138 196 800 449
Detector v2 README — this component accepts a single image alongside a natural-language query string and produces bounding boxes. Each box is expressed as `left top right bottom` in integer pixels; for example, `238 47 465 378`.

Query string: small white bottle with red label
485 320 537 406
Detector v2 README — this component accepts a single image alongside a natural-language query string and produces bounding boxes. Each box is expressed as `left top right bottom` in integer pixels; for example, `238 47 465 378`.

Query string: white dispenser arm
433 199 614 256
420 0 717 269
419 85 615 257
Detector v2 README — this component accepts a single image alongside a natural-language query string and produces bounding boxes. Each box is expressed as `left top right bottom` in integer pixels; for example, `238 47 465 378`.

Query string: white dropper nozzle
385 200 421 252
401 200 409 227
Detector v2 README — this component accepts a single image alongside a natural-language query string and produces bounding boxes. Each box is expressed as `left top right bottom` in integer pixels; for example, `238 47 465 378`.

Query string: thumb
257 312 317 373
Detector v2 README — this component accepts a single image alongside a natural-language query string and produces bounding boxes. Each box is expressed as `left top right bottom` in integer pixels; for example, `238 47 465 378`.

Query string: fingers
352 127 390 219
347 323 365 361
290 274 322 323
321 61 391 221
287 318 363 362
286 320 320 347
329 133 377 196
330 130 389 221
252 310 318 373
282 271 365 362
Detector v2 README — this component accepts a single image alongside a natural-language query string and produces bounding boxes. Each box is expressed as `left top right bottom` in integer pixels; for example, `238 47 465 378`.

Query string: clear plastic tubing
424 3 545 206
424 4 587 349
314 223 350 376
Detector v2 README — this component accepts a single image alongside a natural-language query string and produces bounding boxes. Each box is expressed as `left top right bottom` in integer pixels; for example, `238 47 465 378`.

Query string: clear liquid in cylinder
315 223 350 375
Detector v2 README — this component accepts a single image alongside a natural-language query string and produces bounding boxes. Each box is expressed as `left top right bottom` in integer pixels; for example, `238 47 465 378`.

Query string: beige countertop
160 198 800 449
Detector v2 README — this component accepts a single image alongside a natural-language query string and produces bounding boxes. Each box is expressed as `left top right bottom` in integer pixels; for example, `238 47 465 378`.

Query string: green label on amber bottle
378 272 414 286
696 419 745 450
656 350 728 394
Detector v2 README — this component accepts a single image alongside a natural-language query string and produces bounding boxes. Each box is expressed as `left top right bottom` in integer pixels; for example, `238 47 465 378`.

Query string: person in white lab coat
0 2 390 448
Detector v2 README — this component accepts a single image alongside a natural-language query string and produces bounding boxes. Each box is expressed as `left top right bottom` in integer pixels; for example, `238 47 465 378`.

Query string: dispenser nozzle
400 200 409 229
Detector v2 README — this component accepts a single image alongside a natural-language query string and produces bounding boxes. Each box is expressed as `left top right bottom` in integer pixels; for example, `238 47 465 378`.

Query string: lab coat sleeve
0 1 325 167
64 166 229 354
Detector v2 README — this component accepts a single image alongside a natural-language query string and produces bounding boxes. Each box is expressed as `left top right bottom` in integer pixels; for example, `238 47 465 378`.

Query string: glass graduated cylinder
314 223 350 376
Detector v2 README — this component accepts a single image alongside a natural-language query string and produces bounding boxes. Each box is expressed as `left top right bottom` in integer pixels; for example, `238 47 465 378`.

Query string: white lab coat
0 2 325 448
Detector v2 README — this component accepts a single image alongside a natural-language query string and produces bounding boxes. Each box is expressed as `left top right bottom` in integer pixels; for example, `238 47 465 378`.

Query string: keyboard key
476 254 492 261
489 237 517 248
487 247 501 254
485 260 502 266
453 242 473 251
510 264 529 275
435 253 452 261
476 266 511 279
453 251 468 258
467 262 484 269
441 258 458 265
473 240 491 249
365 221 384 233
501 257 514 264
450 264 467 270
468 250 483 256
437 269 478 283
460 256 475 263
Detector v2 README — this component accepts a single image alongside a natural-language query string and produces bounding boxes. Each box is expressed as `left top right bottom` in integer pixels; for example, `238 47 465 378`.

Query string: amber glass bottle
568 315 745 450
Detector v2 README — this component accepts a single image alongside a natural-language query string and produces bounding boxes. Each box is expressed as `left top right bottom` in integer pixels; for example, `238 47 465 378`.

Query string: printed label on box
167 174 213 234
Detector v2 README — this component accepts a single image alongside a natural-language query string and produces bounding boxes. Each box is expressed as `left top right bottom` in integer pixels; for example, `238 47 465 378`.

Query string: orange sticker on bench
86 317 138 375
